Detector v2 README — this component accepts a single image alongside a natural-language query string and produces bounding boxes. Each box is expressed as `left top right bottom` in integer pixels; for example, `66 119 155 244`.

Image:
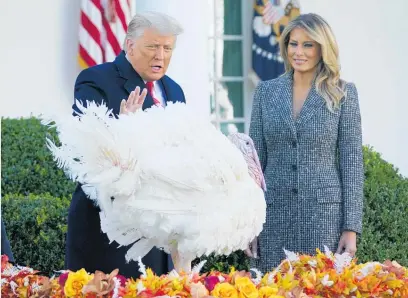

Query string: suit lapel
114 51 156 110
159 77 178 104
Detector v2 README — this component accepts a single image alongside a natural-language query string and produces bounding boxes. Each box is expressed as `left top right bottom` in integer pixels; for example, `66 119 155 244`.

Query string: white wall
0 0 81 118
300 0 408 176
0 0 406 176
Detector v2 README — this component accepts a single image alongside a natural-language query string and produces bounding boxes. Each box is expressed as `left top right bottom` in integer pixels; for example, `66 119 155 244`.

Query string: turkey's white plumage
42 101 266 270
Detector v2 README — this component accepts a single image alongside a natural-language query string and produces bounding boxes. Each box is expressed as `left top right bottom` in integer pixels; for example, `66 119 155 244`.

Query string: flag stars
252 43 282 61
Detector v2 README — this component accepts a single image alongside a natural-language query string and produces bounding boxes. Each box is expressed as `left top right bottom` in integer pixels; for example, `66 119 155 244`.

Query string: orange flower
81 268 119 295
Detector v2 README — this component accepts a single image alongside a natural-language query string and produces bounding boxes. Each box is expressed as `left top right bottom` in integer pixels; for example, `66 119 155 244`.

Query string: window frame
209 0 253 134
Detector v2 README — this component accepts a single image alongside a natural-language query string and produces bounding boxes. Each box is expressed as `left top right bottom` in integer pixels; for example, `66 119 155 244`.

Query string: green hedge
1 117 408 274
1 117 75 197
356 146 408 265
1 193 70 275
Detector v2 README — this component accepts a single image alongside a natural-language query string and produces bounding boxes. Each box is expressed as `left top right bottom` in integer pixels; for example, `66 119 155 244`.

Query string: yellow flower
123 279 138 298
278 272 298 291
260 273 271 286
212 282 239 298
234 277 258 298
165 278 186 296
64 269 93 297
229 266 236 277
386 279 404 289
258 286 279 298
142 268 164 291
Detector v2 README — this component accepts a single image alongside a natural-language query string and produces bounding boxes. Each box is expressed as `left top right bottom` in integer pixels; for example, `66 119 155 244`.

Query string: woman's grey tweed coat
249 72 364 273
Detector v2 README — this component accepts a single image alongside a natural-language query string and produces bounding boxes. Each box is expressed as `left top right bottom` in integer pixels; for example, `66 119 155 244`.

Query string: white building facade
0 0 407 176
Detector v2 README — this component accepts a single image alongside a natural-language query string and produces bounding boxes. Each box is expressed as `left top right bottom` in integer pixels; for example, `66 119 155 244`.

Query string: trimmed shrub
1 117 75 197
1 193 70 275
356 146 408 266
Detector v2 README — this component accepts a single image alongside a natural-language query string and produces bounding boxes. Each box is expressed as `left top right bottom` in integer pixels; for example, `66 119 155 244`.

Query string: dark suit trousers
65 184 173 278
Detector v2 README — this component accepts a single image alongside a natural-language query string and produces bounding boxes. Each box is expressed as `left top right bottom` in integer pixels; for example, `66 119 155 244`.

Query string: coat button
292 141 297 148
292 164 297 171
292 188 298 194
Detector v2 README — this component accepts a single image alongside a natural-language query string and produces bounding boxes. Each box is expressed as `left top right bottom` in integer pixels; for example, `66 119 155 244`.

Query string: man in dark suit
65 11 185 278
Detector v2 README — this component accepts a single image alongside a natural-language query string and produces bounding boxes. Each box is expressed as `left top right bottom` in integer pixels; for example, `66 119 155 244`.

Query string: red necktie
145 81 162 106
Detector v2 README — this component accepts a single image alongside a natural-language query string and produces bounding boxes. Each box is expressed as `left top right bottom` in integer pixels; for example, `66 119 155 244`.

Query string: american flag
78 0 132 69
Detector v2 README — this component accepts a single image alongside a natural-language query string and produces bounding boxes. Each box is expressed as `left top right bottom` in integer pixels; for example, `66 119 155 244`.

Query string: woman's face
287 27 321 74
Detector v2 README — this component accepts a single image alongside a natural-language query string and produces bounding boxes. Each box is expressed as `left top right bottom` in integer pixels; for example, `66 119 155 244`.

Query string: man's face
126 28 176 82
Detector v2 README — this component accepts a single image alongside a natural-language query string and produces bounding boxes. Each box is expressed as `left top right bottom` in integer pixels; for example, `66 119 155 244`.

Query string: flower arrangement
2 249 408 298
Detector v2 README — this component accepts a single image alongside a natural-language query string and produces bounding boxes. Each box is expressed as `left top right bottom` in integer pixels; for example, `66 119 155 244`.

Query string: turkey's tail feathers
100 212 143 246
100 211 158 262
41 100 143 206
125 238 156 264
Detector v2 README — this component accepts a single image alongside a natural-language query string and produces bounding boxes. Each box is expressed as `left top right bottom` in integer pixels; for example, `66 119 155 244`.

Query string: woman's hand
244 237 259 259
336 230 357 256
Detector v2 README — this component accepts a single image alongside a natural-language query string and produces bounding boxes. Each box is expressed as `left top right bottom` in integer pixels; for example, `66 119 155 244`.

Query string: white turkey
42 101 266 272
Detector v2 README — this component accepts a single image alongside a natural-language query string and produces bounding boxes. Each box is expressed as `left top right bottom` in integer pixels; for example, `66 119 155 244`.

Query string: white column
135 0 211 118
0 0 80 118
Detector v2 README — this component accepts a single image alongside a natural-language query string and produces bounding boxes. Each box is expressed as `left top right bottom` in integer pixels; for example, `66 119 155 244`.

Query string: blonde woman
249 13 363 272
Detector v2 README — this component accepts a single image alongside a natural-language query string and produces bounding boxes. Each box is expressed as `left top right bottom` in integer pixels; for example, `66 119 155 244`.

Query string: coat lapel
159 77 180 104
114 51 156 110
158 78 171 103
276 72 297 136
277 71 326 131
296 82 325 127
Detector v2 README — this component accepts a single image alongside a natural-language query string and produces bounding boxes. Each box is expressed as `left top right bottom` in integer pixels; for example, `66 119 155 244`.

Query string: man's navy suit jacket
66 51 186 278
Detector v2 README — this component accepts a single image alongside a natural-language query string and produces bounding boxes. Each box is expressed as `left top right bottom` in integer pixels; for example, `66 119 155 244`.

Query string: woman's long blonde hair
279 13 345 110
